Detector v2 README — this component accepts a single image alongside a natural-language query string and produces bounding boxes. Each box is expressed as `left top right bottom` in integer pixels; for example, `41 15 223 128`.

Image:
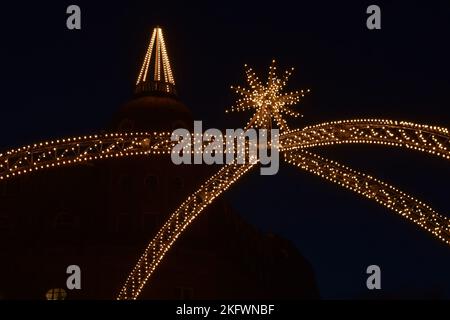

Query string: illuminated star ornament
114 60 450 300
226 60 310 131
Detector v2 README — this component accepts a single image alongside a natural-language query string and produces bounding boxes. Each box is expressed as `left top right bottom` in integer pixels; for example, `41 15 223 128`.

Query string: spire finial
135 26 176 95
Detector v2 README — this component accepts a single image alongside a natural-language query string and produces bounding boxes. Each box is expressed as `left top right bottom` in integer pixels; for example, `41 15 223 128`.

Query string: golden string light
137 28 157 85
0 123 448 181
0 132 176 181
116 61 450 299
136 27 175 86
1 52 449 300
280 119 450 160
155 27 161 81
158 28 175 85
226 60 310 130
284 149 450 245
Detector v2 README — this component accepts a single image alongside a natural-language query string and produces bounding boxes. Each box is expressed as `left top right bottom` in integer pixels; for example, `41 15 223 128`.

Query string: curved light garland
115 63 449 300
0 61 448 300
281 119 450 160
0 132 174 180
283 149 450 244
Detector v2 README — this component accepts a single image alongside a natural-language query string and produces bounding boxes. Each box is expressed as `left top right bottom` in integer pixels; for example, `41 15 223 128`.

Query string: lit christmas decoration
136 27 175 86
115 61 450 300
0 132 177 180
226 60 310 131
284 149 450 245
0 29 448 299
135 26 176 95
280 119 450 160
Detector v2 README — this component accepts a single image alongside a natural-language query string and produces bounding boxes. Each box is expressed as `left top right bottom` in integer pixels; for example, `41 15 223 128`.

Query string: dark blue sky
0 1 449 298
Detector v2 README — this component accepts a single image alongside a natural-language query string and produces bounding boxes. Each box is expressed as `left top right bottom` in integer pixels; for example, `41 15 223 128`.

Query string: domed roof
112 93 192 132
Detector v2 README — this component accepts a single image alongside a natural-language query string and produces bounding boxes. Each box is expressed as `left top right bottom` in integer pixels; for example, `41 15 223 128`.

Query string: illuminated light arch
280 119 450 160
283 149 450 244
116 143 450 300
116 61 450 300
0 132 175 180
1 122 449 181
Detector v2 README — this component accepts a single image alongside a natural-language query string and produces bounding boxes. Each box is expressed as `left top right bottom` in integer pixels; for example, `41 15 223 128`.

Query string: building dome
113 94 192 132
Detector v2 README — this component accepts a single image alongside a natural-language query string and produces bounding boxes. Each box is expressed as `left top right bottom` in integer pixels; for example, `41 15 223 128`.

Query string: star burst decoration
226 60 310 131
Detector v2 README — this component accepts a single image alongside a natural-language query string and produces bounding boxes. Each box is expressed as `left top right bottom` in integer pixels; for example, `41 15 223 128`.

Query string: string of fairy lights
284 149 450 245
136 27 175 86
1 27 449 299
0 132 174 180
114 60 450 299
158 28 175 84
280 119 450 160
226 60 310 131
139 28 157 85
0 120 448 181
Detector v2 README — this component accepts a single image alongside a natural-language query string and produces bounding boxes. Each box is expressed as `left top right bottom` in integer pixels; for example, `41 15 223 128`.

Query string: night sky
1 1 449 298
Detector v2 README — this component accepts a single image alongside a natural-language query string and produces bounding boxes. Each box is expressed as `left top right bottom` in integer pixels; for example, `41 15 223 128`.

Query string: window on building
116 212 132 232
144 175 158 192
45 288 67 300
142 212 159 231
176 286 194 300
119 175 132 194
